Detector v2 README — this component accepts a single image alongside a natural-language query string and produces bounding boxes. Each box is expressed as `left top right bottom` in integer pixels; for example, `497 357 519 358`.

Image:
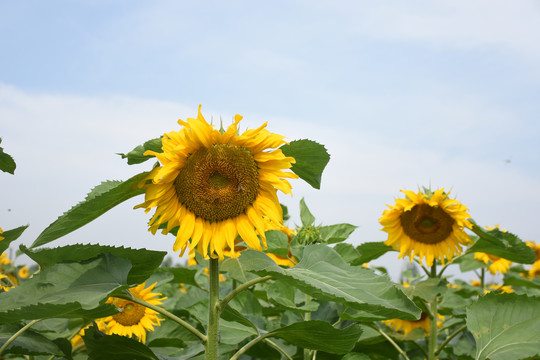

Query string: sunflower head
474 252 512 275
384 312 444 335
102 282 166 343
136 105 297 260
379 188 472 267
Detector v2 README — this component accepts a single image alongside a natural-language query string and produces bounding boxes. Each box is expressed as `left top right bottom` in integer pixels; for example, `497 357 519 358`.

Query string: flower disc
175 144 259 222
379 188 472 266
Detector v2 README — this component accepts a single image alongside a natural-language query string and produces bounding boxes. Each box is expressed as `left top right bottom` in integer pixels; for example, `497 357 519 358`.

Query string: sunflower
379 188 472 267
18 266 29 279
384 312 444 335
0 226 4 241
474 252 512 275
526 241 540 261
101 282 165 343
136 105 297 260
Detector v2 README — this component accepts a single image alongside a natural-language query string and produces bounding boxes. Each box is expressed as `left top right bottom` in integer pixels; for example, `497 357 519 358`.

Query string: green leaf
467 293 540 360
118 137 163 165
154 267 198 286
0 323 65 356
333 243 360 264
503 272 540 290
239 244 421 320
0 254 129 322
219 319 258 345
267 280 319 312
468 221 535 264
319 223 357 244
268 321 362 354
299 198 316 226
0 141 16 174
265 229 289 258
281 139 330 189
0 225 28 254
455 252 487 272
21 244 165 285
351 242 394 266
402 278 447 303
32 172 148 248
221 257 259 283
83 325 159 360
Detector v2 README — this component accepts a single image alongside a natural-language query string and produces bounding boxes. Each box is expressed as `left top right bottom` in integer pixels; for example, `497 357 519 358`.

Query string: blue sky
2 1 540 280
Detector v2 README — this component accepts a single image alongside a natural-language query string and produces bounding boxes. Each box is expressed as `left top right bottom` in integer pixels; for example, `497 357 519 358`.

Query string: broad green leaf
267 280 319 312
265 229 289 257
351 241 394 266
339 305 392 322
0 254 129 322
118 137 163 165
0 323 65 356
402 278 447 303
503 272 540 290
342 354 371 360
319 223 357 244
32 172 149 248
219 319 258 345
299 198 316 226
467 293 540 360
0 225 28 253
239 245 421 320
468 222 535 264
221 257 258 283
154 267 198 286
83 325 159 360
21 244 165 285
146 316 199 348
455 252 487 272
0 140 16 174
268 321 362 354
220 306 259 333
281 203 290 221
281 139 330 189
333 243 361 264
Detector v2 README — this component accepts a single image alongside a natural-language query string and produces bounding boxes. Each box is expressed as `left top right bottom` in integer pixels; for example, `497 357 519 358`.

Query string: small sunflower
18 266 29 279
101 282 165 343
136 105 297 260
0 226 4 241
526 241 540 262
474 252 512 275
379 188 472 267
528 260 540 279
384 312 444 335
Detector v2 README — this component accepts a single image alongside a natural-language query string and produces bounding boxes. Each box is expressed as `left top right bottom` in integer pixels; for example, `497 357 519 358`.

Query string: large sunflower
379 188 472 267
101 282 165 344
136 105 297 260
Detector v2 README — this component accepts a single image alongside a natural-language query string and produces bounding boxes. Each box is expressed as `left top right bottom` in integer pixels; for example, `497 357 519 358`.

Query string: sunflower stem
435 324 467 356
370 324 411 360
0 319 42 356
480 268 485 290
304 295 312 360
219 275 272 313
206 257 220 360
428 263 438 360
116 294 207 343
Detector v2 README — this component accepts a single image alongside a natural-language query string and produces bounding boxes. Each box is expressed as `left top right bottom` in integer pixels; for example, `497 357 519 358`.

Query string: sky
1 1 540 280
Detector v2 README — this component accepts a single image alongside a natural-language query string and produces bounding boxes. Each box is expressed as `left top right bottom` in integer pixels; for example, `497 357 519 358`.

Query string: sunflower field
1 109 539 360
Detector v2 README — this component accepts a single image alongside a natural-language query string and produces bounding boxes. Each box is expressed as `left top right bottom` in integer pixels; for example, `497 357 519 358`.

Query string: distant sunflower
474 252 512 275
102 282 165 343
136 105 297 260
379 188 472 267
18 266 29 279
526 241 540 262
384 312 444 335
0 226 4 241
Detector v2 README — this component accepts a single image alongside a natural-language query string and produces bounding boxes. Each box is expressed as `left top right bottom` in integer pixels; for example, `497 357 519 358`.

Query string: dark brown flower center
112 300 146 326
400 203 454 244
174 144 259 222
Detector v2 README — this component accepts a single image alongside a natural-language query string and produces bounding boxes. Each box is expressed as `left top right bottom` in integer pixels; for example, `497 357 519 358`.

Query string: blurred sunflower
102 282 165 343
384 312 444 335
18 266 29 279
379 188 472 267
0 226 4 241
474 252 512 275
136 105 297 260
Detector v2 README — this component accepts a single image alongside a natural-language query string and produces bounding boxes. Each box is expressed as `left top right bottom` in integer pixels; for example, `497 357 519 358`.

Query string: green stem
371 324 411 360
304 295 312 360
0 319 42 356
230 333 271 360
428 263 438 360
206 257 220 360
116 293 206 343
219 275 272 313
435 325 467 356
480 268 485 290
264 338 294 360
